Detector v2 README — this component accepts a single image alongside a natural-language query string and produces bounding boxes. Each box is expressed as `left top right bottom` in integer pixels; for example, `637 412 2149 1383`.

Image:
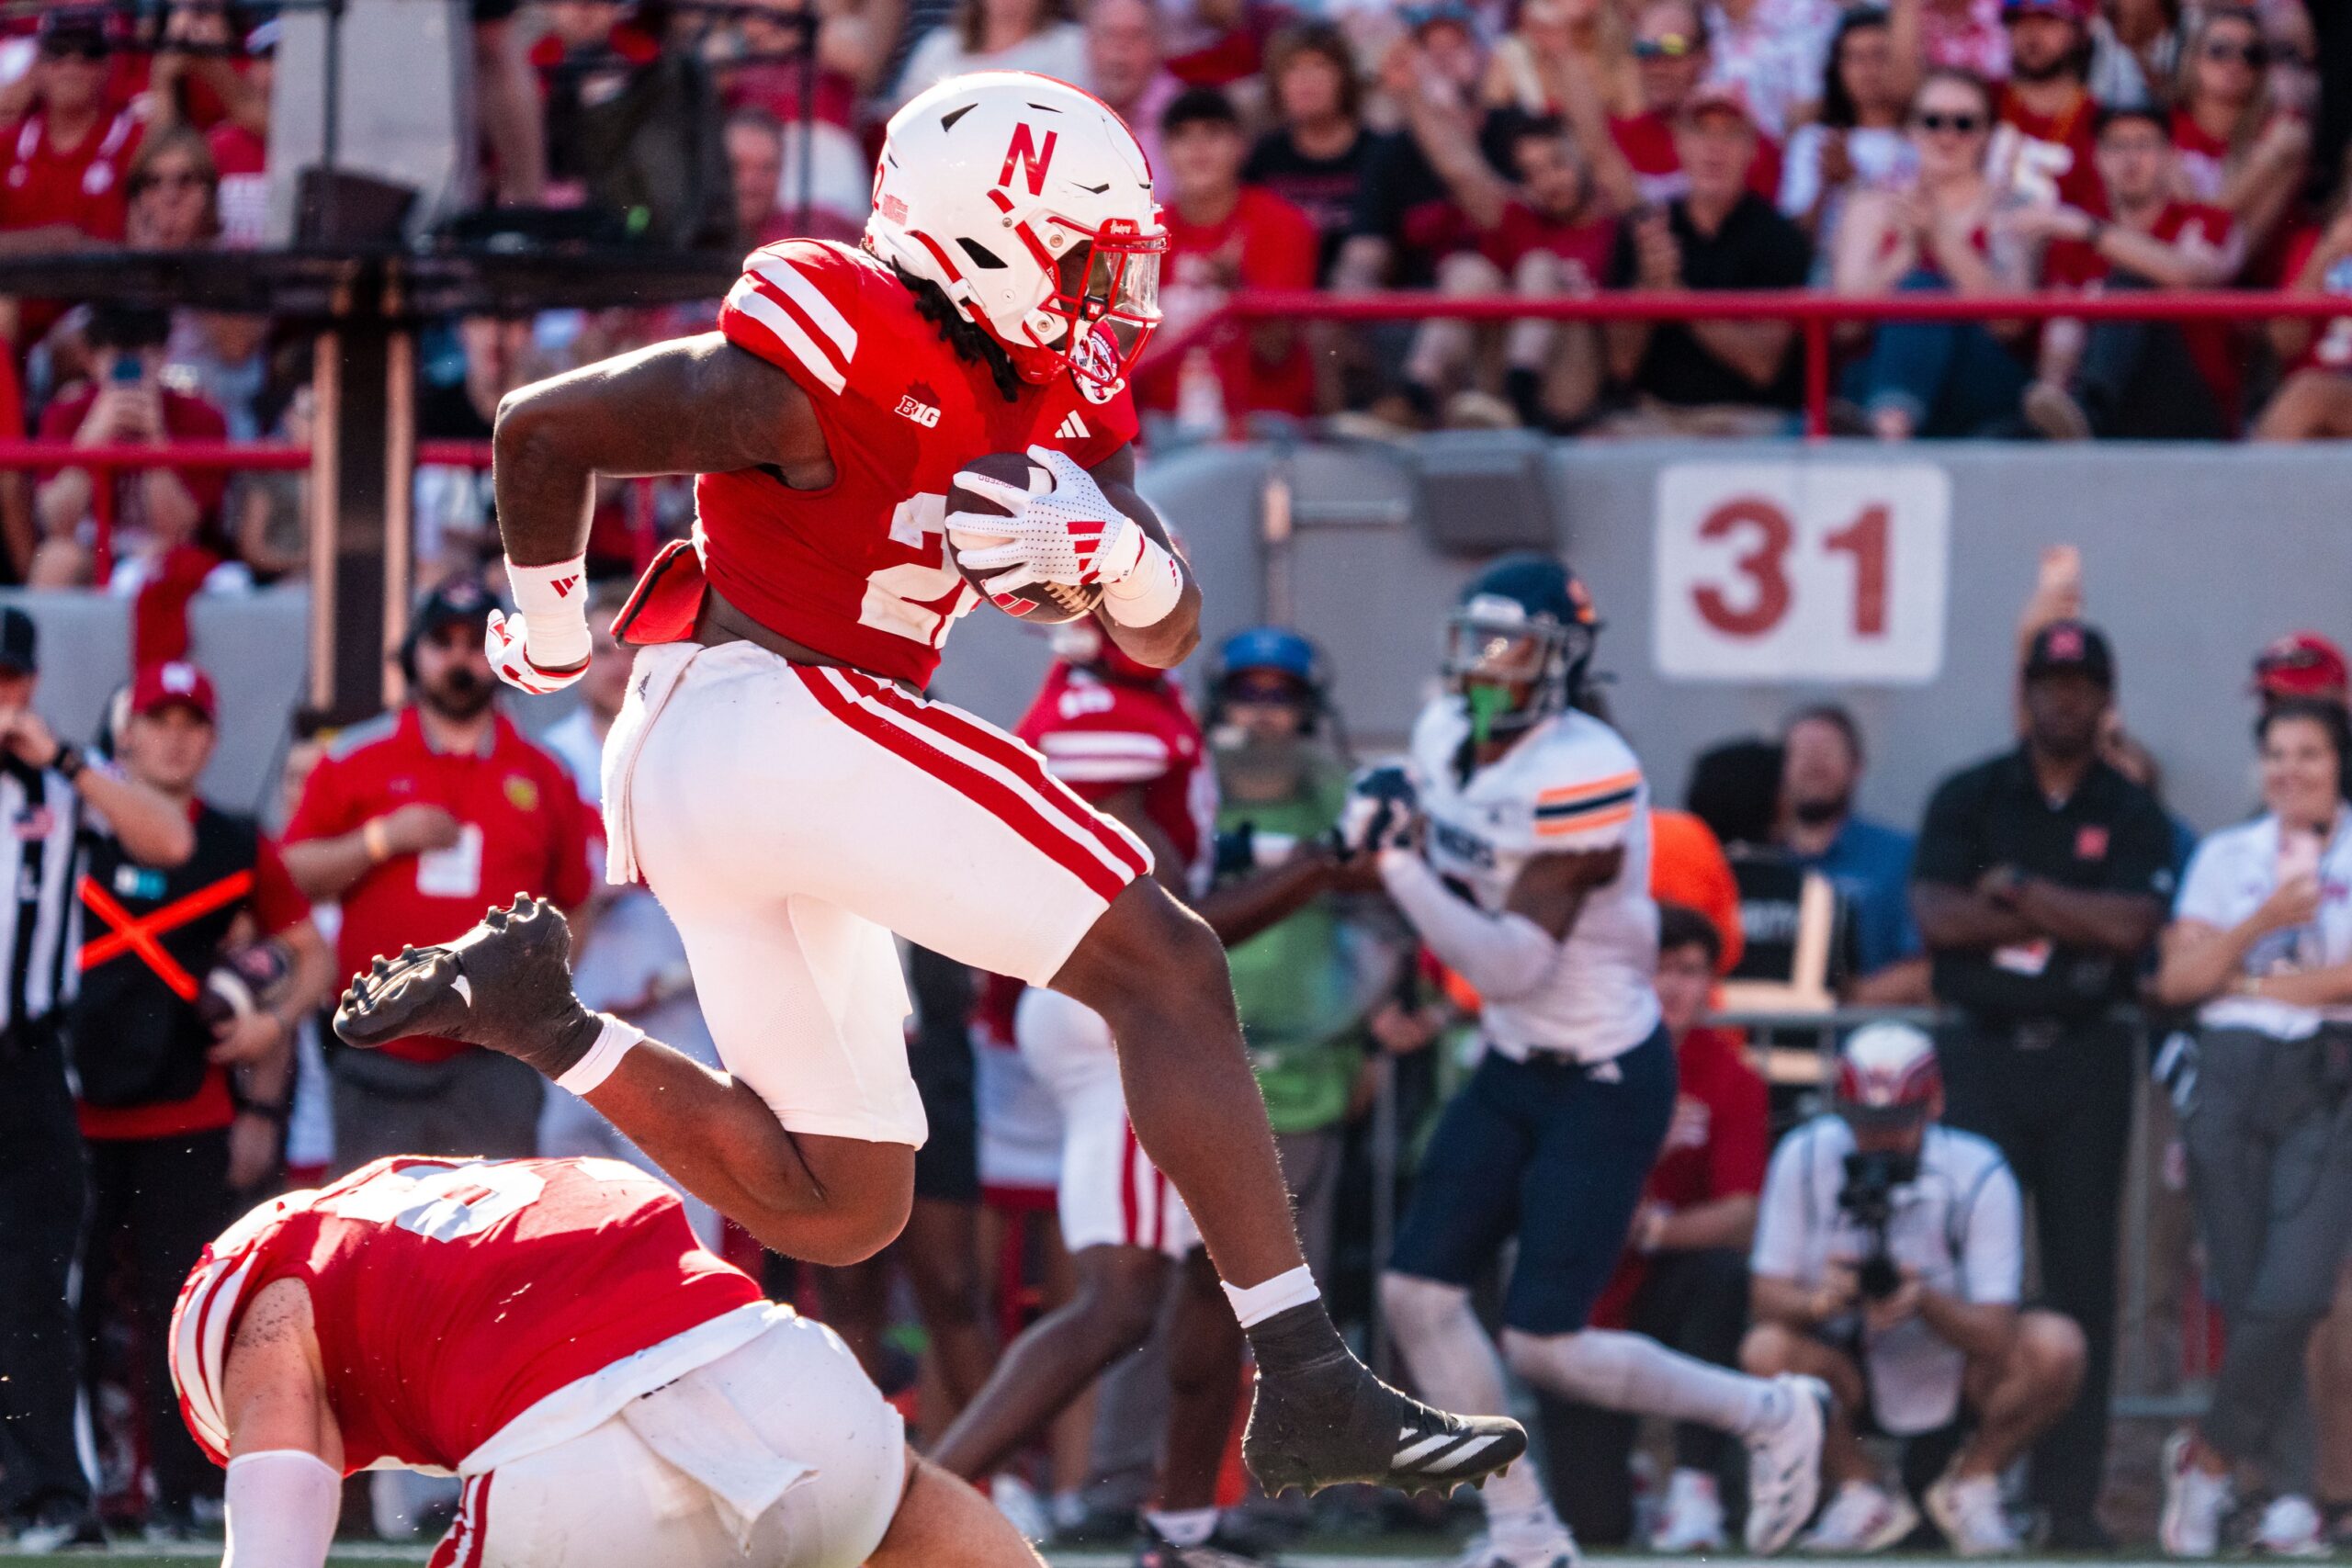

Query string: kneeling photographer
1740 1023 2086 1556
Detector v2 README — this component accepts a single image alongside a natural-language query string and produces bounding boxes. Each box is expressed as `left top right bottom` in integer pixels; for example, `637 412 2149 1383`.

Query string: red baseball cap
131 660 217 723
2252 632 2350 704
1679 81 1758 130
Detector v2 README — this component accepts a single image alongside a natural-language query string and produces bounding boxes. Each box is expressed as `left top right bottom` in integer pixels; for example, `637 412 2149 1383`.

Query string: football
196 937 297 1032
948 451 1104 626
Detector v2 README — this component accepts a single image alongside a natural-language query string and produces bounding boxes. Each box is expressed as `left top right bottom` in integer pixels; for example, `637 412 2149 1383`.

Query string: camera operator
1742 1022 2086 1556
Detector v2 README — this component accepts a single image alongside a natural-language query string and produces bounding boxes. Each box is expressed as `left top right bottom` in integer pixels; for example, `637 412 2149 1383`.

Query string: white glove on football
1334 762 1421 859
947 446 1149 596
485 608 589 695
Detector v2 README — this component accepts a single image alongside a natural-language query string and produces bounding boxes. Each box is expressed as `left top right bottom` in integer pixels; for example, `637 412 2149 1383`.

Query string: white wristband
506 555 594 671
1102 536 1183 627
555 1015 646 1097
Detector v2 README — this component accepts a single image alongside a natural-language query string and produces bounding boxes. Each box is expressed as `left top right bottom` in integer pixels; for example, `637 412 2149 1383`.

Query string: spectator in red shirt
2169 6 2307 268
1244 24 1376 283
1566 0 1783 215
2252 195 2352 439
1988 0 2104 211
28 304 232 592
0 8 141 257
205 20 273 251
1401 114 1615 430
1538 904 1768 1549
281 577 596 1171
70 660 332 1540
727 107 796 250
2018 105 2243 438
131 0 267 141
1136 87 1321 434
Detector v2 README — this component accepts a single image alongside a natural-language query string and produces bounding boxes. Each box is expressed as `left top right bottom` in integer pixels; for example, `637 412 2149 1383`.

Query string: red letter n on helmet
998 124 1059 196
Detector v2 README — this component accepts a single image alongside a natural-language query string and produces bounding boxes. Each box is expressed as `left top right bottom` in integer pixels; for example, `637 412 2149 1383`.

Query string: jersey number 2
864 494 976 648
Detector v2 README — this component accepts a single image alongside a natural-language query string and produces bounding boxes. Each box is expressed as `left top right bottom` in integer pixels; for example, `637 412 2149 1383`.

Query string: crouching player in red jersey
331 67 1522 1498
170 1155 1037 1568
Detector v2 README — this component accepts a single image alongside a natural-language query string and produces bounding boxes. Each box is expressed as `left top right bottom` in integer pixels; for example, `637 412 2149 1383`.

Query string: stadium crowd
0 524 2348 1563
0 0 2344 604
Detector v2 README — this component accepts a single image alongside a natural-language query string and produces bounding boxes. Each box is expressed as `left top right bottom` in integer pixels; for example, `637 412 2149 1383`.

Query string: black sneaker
334 894 603 1077
1135 1518 1273 1568
1239 1306 1526 1497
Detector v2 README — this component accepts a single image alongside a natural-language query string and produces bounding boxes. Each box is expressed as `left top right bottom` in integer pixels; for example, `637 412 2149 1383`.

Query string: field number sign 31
1652 463 1951 683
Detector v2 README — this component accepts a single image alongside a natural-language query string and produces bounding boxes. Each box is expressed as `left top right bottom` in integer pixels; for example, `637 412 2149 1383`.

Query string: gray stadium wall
19 437 2346 840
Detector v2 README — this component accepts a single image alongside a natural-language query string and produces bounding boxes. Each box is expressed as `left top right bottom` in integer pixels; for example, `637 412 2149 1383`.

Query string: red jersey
1610 110 1783 209
1137 186 1319 419
208 122 267 249
0 107 140 239
706 240 1138 688
2044 200 2243 423
1482 201 1618 282
171 1157 763 1473
284 710 594 1064
1994 86 2104 213
39 384 231 533
1589 1025 1768 1328
1013 661 1216 895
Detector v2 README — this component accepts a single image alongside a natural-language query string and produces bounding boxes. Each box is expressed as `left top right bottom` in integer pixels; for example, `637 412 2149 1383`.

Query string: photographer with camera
1742 1022 2086 1556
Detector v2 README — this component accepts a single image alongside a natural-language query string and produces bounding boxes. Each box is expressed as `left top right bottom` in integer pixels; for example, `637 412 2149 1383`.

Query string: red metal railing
1170 288 2352 438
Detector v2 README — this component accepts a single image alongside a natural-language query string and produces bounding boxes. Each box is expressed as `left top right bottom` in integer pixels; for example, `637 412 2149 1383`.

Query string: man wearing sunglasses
1990 0 2104 212
1575 0 1783 215
0 9 141 254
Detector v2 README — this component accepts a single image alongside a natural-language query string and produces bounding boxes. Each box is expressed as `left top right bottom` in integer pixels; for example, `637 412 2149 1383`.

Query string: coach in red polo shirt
283 577 594 1169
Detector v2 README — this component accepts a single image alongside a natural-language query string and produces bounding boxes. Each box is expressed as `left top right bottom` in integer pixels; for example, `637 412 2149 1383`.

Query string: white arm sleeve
223 1450 340 1568
1378 849 1559 1003
1747 1130 1815 1282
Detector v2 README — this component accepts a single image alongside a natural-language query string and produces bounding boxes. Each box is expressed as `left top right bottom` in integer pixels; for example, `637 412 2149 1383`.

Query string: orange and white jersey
1410 697 1661 1064
703 239 1139 688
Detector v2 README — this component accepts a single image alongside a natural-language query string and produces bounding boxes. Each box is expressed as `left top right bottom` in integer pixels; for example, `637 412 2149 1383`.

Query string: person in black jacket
72 660 330 1540
1909 620 2174 1549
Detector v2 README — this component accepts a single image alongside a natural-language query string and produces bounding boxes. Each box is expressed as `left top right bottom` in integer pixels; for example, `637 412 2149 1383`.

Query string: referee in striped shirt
0 609 194 1551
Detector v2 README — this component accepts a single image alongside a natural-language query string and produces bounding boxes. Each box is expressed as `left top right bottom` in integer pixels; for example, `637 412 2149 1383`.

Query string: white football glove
485 608 589 695
1333 762 1420 860
947 446 1149 597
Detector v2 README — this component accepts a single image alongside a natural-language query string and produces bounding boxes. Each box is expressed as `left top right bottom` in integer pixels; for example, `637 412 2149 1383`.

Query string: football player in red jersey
929 624 1357 1562
332 70 1522 1496
169 1156 1036 1568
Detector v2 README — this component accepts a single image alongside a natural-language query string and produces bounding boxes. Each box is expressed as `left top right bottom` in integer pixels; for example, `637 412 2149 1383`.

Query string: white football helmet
866 72 1166 400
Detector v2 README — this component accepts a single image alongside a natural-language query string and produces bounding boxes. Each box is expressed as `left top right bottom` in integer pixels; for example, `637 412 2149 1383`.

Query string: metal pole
795 9 815 235
1261 456 1294 626
319 0 345 243
380 310 418 711
1804 318 1829 441
90 461 115 589
309 326 343 714
1369 1055 1397 1380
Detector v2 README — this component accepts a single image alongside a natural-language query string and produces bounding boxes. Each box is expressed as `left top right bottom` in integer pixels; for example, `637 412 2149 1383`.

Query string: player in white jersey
1358 556 1829 1566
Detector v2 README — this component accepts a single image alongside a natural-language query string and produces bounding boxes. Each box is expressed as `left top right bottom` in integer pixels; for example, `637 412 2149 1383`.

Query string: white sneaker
1449 1526 1580 1568
1926 1470 2020 1556
1803 1481 1919 1554
1649 1468 1727 1552
989 1474 1051 1544
2255 1495 2330 1558
2160 1431 2234 1557
1742 1374 1829 1554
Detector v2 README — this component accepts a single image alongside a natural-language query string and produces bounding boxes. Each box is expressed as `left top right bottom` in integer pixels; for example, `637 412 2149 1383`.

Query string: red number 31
1691 498 1888 639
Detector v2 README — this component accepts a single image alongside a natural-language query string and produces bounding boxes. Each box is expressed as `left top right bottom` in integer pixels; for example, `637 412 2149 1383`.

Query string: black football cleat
333 894 602 1077
1240 1327 1526 1497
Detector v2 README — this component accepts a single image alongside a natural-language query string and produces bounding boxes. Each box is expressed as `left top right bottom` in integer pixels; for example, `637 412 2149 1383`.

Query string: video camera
1838 1148 1917 1302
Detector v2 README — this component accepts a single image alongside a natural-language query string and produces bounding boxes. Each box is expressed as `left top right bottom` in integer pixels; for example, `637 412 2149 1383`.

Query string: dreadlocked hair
895 262 1023 402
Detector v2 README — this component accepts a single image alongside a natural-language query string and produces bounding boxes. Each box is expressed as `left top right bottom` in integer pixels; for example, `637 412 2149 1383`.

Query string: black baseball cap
409 575 499 643
2024 619 2114 689
38 8 110 54
0 607 38 674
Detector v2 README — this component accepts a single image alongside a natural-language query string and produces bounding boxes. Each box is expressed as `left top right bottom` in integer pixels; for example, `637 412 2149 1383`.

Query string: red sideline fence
6 288 2348 583
1175 288 2352 438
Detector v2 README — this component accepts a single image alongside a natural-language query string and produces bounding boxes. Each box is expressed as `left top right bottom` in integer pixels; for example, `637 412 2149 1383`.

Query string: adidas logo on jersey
895 393 942 428
1056 412 1089 441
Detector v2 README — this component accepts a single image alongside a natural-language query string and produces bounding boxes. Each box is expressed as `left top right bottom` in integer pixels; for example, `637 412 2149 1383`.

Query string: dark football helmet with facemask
1442 553 1600 747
